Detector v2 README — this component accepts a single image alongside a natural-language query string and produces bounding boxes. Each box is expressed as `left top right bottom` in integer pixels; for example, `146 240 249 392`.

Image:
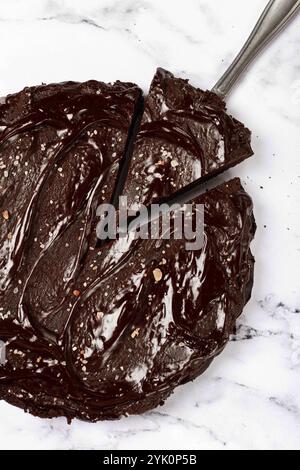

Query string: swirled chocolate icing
0 72 255 422
123 68 253 209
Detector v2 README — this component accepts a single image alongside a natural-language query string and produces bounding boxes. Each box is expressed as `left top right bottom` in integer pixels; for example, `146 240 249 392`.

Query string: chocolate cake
0 73 255 422
123 68 253 209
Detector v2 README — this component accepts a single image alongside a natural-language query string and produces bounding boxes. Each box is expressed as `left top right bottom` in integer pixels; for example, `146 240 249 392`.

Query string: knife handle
212 0 300 98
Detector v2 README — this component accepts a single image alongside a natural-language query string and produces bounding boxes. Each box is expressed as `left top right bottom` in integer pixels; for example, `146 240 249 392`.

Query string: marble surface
0 0 300 451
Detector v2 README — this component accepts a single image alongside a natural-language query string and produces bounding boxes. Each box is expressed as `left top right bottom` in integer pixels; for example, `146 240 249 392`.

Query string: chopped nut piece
7 233 12 240
131 327 140 339
73 290 81 297
2 210 9 220
153 268 163 282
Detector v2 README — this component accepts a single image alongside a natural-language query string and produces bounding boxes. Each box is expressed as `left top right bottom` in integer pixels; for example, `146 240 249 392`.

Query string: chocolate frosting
0 72 255 422
123 68 253 209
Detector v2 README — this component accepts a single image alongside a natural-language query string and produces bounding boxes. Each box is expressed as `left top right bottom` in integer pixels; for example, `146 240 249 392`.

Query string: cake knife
212 0 300 98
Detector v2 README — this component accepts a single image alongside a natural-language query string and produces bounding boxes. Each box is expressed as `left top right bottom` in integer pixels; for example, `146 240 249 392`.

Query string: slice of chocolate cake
0 176 255 421
123 68 253 209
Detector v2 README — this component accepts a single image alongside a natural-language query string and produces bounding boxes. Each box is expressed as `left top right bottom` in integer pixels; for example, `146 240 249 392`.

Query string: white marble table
0 0 299 450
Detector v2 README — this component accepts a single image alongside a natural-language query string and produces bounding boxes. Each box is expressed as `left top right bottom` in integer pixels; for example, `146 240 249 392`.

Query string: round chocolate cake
0 70 255 422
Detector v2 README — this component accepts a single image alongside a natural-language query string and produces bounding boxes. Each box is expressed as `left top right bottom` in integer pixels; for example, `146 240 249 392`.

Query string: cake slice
123 68 253 209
